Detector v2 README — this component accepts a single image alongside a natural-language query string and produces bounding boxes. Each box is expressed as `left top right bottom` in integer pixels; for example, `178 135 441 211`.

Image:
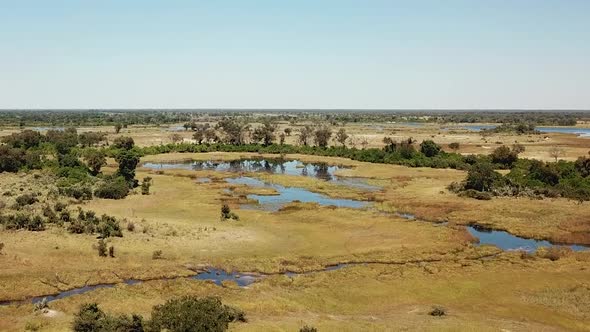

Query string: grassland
1 124 590 331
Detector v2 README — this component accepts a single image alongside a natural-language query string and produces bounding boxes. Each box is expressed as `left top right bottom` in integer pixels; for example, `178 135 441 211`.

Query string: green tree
420 140 441 157
490 145 519 167
115 150 140 187
114 123 123 134
83 149 107 175
112 136 135 150
465 162 503 192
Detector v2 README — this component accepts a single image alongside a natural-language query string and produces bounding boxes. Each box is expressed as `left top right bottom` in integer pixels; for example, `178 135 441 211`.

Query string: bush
94 177 130 199
152 250 163 260
300 325 318 332
429 306 446 316
72 303 144 332
16 194 38 207
147 296 245 332
97 239 107 257
108 246 115 258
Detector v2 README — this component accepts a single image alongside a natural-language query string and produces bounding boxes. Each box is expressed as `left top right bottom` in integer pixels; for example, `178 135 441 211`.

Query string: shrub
300 325 318 332
429 306 446 316
94 177 130 199
147 296 245 332
108 246 115 258
141 177 153 195
0 242 4 254
152 250 163 260
72 303 144 332
54 202 67 212
97 239 107 257
16 194 38 207
420 140 441 157
127 222 135 232
220 204 231 220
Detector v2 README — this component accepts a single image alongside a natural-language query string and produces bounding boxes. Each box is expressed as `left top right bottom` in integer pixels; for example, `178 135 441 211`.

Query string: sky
0 0 589 110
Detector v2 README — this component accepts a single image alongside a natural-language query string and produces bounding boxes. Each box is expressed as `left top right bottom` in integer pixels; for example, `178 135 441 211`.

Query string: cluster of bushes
1 129 140 201
0 203 123 236
73 296 245 332
0 213 45 231
450 150 590 202
68 208 123 238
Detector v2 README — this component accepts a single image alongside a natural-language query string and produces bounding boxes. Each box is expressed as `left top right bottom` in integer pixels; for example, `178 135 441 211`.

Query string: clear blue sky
1 0 589 109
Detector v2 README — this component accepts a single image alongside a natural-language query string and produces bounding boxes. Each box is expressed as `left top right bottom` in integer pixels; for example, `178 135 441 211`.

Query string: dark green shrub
147 296 245 332
94 177 130 199
300 325 318 332
16 194 38 207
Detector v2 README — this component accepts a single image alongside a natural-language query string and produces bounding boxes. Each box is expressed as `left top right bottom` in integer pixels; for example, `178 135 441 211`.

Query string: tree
313 125 332 148
420 140 441 157
490 145 519 167
169 133 183 144
204 128 218 143
279 133 286 145
335 128 349 147
360 137 369 150
512 143 526 154
83 149 107 176
448 142 460 152
112 136 135 150
114 123 123 134
193 124 210 144
115 150 140 187
284 127 292 136
216 118 249 145
549 146 564 162
298 125 314 146
183 122 192 131
251 120 277 146
465 162 503 192
575 156 590 177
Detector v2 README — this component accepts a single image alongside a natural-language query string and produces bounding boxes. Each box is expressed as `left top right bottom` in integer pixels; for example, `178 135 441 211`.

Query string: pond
467 225 588 252
396 213 588 252
143 159 381 191
226 177 368 211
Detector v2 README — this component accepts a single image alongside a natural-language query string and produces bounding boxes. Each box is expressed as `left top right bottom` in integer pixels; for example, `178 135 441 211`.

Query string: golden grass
2 149 590 331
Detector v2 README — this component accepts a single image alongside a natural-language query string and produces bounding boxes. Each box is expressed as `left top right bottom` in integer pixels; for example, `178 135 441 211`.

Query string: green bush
147 296 245 332
94 177 130 199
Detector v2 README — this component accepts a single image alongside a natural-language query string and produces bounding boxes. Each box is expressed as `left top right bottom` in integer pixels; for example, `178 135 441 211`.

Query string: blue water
226 177 367 211
467 226 588 252
0 265 353 306
143 159 380 191
462 125 590 137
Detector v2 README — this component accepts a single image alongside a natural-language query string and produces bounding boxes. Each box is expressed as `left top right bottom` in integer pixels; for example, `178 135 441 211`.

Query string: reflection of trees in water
313 163 332 181
184 159 335 180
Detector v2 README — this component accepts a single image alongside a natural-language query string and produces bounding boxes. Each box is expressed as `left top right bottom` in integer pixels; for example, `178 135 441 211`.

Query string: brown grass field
1 124 590 331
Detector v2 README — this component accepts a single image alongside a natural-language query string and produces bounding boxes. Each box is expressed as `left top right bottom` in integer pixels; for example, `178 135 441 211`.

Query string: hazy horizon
1 1 589 109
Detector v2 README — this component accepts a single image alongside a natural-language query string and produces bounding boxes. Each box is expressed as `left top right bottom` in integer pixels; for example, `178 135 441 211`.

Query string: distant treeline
0 110 587 127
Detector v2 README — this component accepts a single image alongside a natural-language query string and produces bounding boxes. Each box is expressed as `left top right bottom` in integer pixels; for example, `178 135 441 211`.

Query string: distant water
462 125 590 137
